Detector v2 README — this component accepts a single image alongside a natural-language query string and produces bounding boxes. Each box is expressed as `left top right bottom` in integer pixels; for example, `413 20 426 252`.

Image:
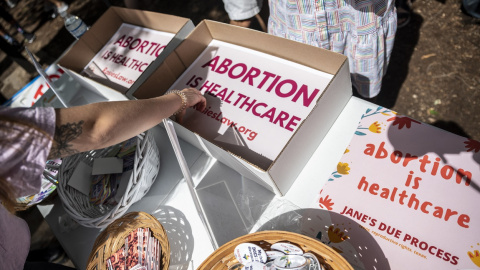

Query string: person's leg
5 0 17 8
45 0 69 16
396 0 412 28
0 22 21 47
223 0 267 31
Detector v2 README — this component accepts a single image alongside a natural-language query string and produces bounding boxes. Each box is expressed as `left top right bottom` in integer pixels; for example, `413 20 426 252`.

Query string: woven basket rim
87 211 170 270
56 130 160 228
197 230 353 270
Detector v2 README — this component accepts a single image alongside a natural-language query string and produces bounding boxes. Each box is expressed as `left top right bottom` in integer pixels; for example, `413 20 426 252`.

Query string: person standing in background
268 0 397 99
0 6 35 47
223 0 267 31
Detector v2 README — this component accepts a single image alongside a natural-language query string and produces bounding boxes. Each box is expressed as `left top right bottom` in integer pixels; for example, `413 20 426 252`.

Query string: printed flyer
311 107 480 269
169 40 333 169
83 23 175 90
4 64 64 107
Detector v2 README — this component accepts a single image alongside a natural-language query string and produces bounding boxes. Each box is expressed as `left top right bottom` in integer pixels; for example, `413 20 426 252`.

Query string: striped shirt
268 0 397 98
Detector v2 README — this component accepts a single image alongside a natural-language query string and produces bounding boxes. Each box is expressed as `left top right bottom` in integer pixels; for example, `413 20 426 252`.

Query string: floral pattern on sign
464 139 480 153
318 195 334 210
468 249 480 267
328 162 351 181
355 107 392 136
327 225 349 244
387 116 421 129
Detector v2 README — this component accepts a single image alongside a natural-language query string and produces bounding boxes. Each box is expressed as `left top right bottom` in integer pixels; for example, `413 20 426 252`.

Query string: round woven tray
198 231 353 270
57 130 160 228
87 211 170 270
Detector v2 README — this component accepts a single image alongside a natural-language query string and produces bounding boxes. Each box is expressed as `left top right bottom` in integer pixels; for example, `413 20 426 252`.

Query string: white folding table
37 83 376 269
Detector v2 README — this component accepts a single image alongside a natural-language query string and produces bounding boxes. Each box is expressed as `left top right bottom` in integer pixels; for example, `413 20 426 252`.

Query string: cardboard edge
269 60 353 195
126 20 195 100
174 20 213 68
130 21 213 100
167 120 281 195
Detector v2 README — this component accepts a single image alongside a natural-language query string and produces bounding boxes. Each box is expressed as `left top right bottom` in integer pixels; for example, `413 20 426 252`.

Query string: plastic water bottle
62 13 89 39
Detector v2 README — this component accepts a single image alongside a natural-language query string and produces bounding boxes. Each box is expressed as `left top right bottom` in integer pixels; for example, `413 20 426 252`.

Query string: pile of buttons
232 242 325 270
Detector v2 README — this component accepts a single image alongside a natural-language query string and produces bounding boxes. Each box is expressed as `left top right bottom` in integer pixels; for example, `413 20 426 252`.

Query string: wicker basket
57 130 160 228
87 211 170 270
198 231 353 270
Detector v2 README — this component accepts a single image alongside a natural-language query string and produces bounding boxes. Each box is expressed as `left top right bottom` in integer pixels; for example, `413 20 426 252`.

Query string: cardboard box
168 39 336 168
130 20 353 196
57 6 194 97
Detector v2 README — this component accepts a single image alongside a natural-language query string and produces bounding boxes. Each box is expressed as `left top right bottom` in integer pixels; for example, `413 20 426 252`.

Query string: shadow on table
151 206 194 270
386 116 480 193
256 208 391 270
358 12 424 108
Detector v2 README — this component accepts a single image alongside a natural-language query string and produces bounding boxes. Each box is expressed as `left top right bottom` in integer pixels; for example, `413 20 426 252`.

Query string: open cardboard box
130 20 353 196
56 6 194 102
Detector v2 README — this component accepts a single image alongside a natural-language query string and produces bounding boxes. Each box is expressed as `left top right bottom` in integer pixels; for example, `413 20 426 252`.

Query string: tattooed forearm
48 120 85 159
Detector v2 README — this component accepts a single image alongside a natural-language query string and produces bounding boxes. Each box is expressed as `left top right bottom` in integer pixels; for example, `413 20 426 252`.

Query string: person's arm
47 88 206 159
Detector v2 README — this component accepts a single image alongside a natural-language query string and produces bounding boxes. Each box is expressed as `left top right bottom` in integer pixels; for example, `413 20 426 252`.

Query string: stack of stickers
90 137 137 206
233 242 325 270
106 227 162 270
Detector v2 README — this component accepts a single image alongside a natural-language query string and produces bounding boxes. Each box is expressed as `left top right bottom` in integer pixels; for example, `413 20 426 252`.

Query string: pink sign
169 40 333 167
313 107 480 269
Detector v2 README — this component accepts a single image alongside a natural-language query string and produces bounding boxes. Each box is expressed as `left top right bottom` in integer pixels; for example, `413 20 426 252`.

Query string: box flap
270 61 352 194
126 20 195 99
174 21 213 67
131 62 177 99
169 121 280 194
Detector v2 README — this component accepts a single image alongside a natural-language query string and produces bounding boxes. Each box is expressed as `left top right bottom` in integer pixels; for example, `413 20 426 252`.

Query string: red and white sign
5 64 64 107
308 108 480 269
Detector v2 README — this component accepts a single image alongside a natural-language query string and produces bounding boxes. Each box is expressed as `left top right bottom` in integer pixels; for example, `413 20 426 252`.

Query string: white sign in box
169 40 333 170
83 23 175 90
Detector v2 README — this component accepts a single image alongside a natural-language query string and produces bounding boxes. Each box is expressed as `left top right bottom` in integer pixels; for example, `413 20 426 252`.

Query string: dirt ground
1 0 479 139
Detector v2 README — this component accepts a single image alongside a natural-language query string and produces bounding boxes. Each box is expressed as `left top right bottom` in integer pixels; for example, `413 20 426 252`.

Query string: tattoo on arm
49 120 85 159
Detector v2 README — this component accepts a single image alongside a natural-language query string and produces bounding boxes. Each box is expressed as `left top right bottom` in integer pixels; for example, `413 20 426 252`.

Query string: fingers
182 88 206 108
195 94 207 112
175 88 206 123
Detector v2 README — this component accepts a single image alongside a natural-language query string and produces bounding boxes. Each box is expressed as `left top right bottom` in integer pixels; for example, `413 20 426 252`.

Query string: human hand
176 88 206 124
